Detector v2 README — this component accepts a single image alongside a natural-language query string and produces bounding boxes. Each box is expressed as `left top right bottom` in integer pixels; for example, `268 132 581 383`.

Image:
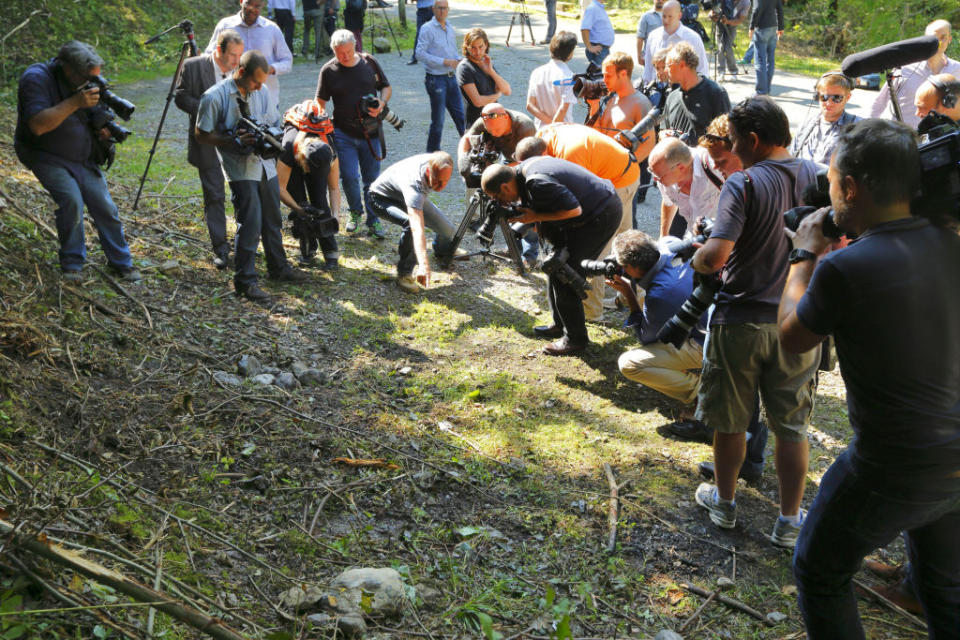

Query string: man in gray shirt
712 0 751 79
196 50 306 301
368 151 457 293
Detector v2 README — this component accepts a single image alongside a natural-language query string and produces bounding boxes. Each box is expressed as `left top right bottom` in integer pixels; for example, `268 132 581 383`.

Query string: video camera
475 200 523 246
462 134 500 189
542 247 591 300
615 107 665 154
702 0 735 20
359 93 405 133
233 97 284 159
290 203 339 243
572 63 608 100
581 256 624 278
915 113 960 223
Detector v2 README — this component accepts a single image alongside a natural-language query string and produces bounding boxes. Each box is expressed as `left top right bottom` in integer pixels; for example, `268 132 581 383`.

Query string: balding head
915 73 960 121
515 137 547 161
661 0 682 32
649 137 693 188
926 19 953 56
481 103 512 137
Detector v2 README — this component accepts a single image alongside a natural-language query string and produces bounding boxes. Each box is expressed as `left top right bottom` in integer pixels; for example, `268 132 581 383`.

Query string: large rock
212 371 243 386
251 373 275 386
275 372 300 390
297 368 328 386
279 585 326 613
329 567 407 617
237 355 262 378
372 37 391 53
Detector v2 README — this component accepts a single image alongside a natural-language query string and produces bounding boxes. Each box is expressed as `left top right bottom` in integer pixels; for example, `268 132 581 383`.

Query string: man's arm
659 202 678 238
173 63 200 115
690 236 734 274
526 94 551 124
515 204 581 225
407 207 432 286
637 37 646 66
271 25 294 76
581 29 599 53
27 84 100 137
551 101 571 123
778 207 831 352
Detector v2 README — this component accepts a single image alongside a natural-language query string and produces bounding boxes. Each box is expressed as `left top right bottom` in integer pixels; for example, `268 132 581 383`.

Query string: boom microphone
841 35 939 78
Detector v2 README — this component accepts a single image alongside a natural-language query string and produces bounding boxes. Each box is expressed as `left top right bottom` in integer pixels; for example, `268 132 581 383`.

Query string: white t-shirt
657 146 724 228
642 24 709 84
527 59 577 129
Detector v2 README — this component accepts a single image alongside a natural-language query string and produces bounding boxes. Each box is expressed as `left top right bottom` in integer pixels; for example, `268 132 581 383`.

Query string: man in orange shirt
516 123 644 320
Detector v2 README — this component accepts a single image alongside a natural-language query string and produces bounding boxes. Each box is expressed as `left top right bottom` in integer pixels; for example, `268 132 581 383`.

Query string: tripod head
144 19 198 56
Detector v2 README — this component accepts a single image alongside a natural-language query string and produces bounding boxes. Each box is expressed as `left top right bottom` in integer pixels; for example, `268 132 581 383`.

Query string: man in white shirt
526 32 578 129
641 0 708 84
649 137 724 238
870 19 960 129
206 0 293 110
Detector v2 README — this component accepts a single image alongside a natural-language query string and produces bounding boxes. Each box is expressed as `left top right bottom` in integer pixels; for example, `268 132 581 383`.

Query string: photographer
276 99 341 270
779 118 960 639
458 104 536 176
789 72 860 165
689 96 819 545
316 29 392 238
913 73 960 123
710 0 751 80
196 50 307 301
662 42 730 144
641 0 708 84
15 40 139 283
649 136 725 238
175 29 244 269
609 230 766 478
481 158 620 355
369 151 457 293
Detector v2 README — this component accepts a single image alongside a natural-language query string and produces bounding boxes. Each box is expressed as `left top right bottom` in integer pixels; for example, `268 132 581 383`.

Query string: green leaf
0 594 20 614
457 525 482 538
92 625 109 639
552 613 572 640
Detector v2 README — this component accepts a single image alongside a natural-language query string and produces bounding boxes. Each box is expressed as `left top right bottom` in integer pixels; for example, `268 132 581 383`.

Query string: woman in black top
455 28 511 126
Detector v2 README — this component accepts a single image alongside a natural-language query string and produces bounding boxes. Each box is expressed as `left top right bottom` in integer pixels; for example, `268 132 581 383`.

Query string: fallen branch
603 463 618 553
1 518 250 640
678 590 715 633
0 186 57 239
681 582 772 626
94 266 155 329
853 578 927 630
61 285 138 324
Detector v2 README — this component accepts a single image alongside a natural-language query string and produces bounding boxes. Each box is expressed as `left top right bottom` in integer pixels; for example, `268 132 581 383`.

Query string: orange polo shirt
536 123 640 190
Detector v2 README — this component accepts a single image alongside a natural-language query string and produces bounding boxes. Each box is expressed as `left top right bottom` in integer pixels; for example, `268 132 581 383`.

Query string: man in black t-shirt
663 42 731 144
480 157 620 355
779 118 960 640
316 29 391 238
689 96 819 545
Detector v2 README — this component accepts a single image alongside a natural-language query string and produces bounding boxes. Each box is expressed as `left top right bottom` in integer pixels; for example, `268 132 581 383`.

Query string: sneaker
369 221 387 240
110 266 142 283
695 482 736 529
345 211 362 233
770 510 806 549
62 269 83 283
397 274 422 293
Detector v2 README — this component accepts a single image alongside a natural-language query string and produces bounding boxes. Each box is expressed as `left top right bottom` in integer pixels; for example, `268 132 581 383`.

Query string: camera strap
701 158 724 191
584 93 615 128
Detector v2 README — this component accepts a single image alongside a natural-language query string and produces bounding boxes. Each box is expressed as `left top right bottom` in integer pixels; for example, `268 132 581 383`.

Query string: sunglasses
699 132 730 145
482 112 507 120
817 93 846 104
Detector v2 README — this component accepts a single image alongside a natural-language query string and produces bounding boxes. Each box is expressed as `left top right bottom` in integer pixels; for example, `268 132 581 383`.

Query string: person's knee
618 350 650 378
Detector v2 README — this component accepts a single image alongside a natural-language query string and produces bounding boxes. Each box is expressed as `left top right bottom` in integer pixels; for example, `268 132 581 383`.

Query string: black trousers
274 9 295 53
198 165 227 256
547 198 621 344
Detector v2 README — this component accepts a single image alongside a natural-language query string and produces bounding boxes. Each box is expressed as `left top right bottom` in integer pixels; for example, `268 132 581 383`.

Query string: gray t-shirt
465 110 536 162
710 157 818 324
370 153 433 210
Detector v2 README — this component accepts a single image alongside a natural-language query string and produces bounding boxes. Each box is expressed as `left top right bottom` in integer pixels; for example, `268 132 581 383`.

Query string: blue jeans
585 44 610 68
794 449 960 639
513 223 540 263
369 194 455 275
30 161 133 272
425 73 466 152
754 27 778 95
229 174 289 286
332 128 381 226
544 0 557 40
741 39 755 64
410 7 434 61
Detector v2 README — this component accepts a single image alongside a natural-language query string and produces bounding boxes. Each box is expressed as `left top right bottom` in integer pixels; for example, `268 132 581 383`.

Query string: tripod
366 5 403 56
133 20 198 211
441 190 526 275
711 16 722 81
506 0 536 47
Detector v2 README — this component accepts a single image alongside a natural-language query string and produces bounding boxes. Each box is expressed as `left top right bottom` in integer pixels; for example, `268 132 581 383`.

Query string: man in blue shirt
580 0 616 67
196 50 307 301
15 41 139 283
416 0 466 152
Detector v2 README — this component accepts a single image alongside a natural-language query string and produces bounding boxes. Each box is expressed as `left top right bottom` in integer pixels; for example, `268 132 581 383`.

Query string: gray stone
716 576 735 591
275 372 300 390
415 584 442 607
653 631 683 640
158 259 181 274
372 37 391 53
263 366 281 375
280 585 326 612
329 567 407 617
251 373 275 386
337 614 367 637
297 368 328 386
291 360 310 377
212 371 243 386
306 613 332 626
766 611 788 624
237 355 262 378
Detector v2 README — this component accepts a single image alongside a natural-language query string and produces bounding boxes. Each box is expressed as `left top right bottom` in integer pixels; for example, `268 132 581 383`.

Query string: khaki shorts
696 322 820 442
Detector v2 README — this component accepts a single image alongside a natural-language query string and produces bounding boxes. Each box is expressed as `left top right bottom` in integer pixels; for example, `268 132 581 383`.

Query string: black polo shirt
663 75 730 143
517 156 617 237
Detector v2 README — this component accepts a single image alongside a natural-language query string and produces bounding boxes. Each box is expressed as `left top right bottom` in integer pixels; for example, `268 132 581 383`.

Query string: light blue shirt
416 17 460 76
205 13 293 109
416 0 434 7
271 0 296 9
580 1 615 47
196 77 280 183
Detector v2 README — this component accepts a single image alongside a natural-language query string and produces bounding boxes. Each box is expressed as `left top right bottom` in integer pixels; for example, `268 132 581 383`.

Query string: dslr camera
542 247 591 300
232 97 284 159
82 75 136 121
572 63 608 100
657 218 718 348
81 76 135 170
581 256 624 278
360 93 405 132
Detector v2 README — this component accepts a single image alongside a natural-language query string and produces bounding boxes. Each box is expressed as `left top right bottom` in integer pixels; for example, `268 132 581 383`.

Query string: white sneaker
770 509 807 549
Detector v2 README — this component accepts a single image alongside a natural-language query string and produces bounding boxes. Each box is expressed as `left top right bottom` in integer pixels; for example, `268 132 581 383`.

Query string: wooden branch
603 463 618 553
1 518 250 640
678 590 715 633
94 266 155 329
61 285 138 324
853 578 927 629
681 583 773 626
0 187 57 239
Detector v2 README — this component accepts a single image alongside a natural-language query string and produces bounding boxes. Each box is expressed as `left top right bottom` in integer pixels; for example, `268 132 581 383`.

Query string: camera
701 0 735 20
661 217 714 261
463 134 500 188
542 247 591 300
615 107 664 153
360 93 405 132
581 256 624 278
782 171 843 239
476 200 522 246
82 75 135 121
572 63 609 100
657 272 722 348
290 203 339 241
233 97 284 159
915 113 960 224
636 78 673 110
89 106 131 144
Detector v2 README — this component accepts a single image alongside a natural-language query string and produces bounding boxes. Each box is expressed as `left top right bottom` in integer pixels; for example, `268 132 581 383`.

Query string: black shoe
109 265 143 283
543 336 587 356
533 324 564 339
406 59 419 65
663 419 714 445
698 460 763 483
269 267 309 282
235 282 271 301
322 259 339 271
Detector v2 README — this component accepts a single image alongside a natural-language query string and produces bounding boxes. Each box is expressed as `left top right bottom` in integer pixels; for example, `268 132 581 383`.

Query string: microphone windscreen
841 35 939 78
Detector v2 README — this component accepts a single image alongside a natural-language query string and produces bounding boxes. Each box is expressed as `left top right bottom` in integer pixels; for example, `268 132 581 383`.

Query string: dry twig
602 463 618 553
681 582 772 626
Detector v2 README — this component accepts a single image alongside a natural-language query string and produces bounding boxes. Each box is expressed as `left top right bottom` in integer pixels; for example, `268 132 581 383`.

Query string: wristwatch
789 248 818 264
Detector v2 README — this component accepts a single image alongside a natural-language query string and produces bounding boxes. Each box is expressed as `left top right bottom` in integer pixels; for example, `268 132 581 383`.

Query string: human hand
269 65 277 75
588 43 601 53
416 263 432 288
786 206 832 256
74 85 100 109
367 102 384 117
605 273 631 295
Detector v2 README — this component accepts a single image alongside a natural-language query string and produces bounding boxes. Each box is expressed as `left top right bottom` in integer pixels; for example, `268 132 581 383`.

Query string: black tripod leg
377 6 403 56
506 13 517 46
498 217 526 275
133 41 192 211
441 194 481 267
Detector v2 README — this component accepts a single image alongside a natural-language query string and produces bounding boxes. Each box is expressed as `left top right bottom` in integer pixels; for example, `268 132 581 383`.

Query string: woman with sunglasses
789 72 860 166
456 28 512 127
